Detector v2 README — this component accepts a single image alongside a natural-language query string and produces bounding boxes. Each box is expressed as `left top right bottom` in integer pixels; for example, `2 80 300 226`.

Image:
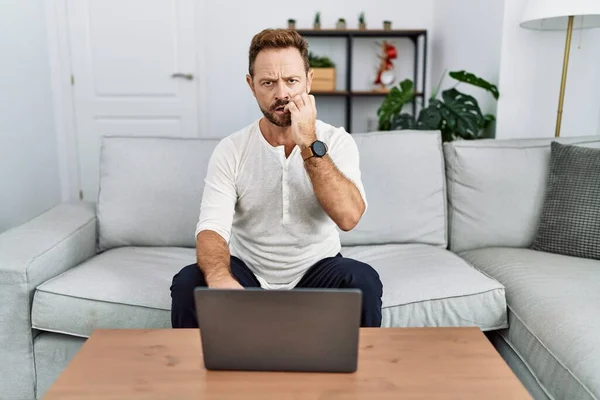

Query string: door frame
44 0 80 201
44 0 208 202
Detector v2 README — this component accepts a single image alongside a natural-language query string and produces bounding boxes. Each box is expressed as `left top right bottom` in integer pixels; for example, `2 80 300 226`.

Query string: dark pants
170 253 383 328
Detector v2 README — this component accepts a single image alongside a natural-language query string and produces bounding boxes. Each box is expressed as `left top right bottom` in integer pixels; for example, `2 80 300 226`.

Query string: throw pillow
531 141 600 260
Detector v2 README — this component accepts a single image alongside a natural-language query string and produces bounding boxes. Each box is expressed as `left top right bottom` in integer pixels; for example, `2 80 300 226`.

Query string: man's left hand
285 93 317 149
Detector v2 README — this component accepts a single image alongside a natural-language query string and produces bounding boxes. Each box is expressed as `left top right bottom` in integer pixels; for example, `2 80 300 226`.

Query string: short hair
248 29 310 77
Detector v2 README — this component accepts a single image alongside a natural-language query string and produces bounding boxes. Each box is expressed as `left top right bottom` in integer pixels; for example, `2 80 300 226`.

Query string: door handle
171 73 194 80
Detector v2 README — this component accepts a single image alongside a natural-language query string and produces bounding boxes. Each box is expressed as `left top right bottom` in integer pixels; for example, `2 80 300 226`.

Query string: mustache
270 99 289 111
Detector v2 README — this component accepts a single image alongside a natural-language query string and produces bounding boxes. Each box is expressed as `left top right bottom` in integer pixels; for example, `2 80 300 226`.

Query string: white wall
496 0 600 139
197 0 435 136
0 0 61 233
432 0 505 121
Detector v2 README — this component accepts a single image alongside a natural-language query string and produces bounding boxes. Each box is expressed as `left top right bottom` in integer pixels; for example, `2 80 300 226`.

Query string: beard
260 99 291 127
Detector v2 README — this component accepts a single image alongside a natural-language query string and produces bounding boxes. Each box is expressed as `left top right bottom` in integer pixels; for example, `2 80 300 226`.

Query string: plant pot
359 22 367 30
288 20 296 30
336 20 346 30
383 20 392 30
311 68 336 91
313 22 321 30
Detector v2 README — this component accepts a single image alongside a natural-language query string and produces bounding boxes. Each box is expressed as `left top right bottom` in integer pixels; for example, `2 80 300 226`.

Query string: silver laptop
193 287 362 373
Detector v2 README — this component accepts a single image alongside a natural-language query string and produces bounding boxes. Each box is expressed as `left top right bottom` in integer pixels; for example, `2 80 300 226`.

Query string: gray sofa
1 130 599 400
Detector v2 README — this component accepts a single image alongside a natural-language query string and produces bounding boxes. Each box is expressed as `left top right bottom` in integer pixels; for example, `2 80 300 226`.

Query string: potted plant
309 52 336 92
336 18 346 30
383 20 392 30
359 12 366 30
314 12 321 30
287 19 296 30
376 70 500 142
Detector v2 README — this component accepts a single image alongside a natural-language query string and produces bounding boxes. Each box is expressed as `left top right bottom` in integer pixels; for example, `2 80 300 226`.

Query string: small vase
336 20 346 30
314 22 321 30
288 20 296 30
383 20 392 30
359 22 367 30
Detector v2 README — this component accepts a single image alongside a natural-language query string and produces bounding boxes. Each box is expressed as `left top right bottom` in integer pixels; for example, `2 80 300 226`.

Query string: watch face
312 141 327 157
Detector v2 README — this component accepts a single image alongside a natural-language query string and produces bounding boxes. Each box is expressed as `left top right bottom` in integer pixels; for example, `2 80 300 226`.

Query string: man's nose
274 81 290 100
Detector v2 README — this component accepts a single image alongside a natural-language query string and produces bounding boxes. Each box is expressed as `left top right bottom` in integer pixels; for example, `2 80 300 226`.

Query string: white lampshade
521 0 600 30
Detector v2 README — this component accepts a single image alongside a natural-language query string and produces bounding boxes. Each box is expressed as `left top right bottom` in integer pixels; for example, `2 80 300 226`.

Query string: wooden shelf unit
311 90 425 97
296 28 428 132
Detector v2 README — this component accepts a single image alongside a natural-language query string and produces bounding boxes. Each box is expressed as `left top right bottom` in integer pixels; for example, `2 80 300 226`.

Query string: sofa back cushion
340 130 447 247
98 130 448 251
98 136 219 251
444 136 600 253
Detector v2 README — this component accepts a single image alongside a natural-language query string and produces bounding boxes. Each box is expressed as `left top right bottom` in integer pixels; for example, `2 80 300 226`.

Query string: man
170 28 383 328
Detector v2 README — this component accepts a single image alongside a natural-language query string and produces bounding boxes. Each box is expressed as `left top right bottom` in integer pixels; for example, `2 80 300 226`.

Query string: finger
301 92 311 108
285 101 299 114
288 96 304 110
308 94 316 112
293 94 305 109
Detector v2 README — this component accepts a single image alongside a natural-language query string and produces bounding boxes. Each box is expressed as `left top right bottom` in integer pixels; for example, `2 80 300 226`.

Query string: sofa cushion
342 244 507 330
32 247 195 337
531 142 600 260
32 244 506 337
444 136 600 253
459 247 600 400
340 130 447 247
97 136 219 251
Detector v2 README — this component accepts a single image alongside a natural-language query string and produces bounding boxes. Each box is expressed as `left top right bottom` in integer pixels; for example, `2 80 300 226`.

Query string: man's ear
246 74 256 97
306 68 314 93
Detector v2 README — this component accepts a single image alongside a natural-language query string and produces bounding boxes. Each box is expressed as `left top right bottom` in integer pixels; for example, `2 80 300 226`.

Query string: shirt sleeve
327 128 368 213
195 138 237 243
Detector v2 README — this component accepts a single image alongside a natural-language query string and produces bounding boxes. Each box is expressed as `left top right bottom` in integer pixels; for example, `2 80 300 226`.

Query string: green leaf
376 79 415 130
438 88 484 140
308 52 335 68
449 70 499 100
482 113 496 129
391 113 416 130
416 100 443 130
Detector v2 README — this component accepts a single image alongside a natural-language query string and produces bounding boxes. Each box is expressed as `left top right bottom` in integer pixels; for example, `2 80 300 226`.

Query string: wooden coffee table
44 328 531 399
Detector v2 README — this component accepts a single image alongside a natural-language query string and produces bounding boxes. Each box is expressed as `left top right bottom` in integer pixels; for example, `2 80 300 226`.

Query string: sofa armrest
0 202 97 400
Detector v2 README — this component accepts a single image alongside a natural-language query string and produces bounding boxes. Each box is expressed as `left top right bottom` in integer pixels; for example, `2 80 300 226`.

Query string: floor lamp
520 0 600 137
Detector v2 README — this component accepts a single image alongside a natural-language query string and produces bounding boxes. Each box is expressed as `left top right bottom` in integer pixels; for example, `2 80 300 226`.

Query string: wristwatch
301 140 328 161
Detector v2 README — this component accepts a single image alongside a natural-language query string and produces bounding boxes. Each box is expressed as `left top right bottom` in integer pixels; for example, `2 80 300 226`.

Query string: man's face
247 47 313 127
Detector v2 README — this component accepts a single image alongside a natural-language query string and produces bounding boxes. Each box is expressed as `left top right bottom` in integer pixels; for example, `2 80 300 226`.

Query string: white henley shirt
195 118 367 289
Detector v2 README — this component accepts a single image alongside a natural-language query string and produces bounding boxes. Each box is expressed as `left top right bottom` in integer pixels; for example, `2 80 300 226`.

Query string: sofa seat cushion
32 247 195 337
32 244 507 338
342 244 507 330
460 247 600 400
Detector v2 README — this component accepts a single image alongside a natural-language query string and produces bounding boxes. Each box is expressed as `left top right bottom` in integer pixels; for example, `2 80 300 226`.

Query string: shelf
310 90 349 96
312 90 424 97
292 28 428 132
296 29 426 38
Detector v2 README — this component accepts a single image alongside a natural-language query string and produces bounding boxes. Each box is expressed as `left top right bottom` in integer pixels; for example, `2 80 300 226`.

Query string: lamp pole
555 15 574 138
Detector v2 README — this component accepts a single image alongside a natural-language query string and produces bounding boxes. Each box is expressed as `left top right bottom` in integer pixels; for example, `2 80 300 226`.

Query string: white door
66 0 198 201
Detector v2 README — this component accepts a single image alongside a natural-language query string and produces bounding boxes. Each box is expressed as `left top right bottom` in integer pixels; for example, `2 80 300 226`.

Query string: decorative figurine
374 41 398 91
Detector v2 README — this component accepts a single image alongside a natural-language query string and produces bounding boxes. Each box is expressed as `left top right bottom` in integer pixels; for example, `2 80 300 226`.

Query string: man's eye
263 81 272 86
289 79 297 84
